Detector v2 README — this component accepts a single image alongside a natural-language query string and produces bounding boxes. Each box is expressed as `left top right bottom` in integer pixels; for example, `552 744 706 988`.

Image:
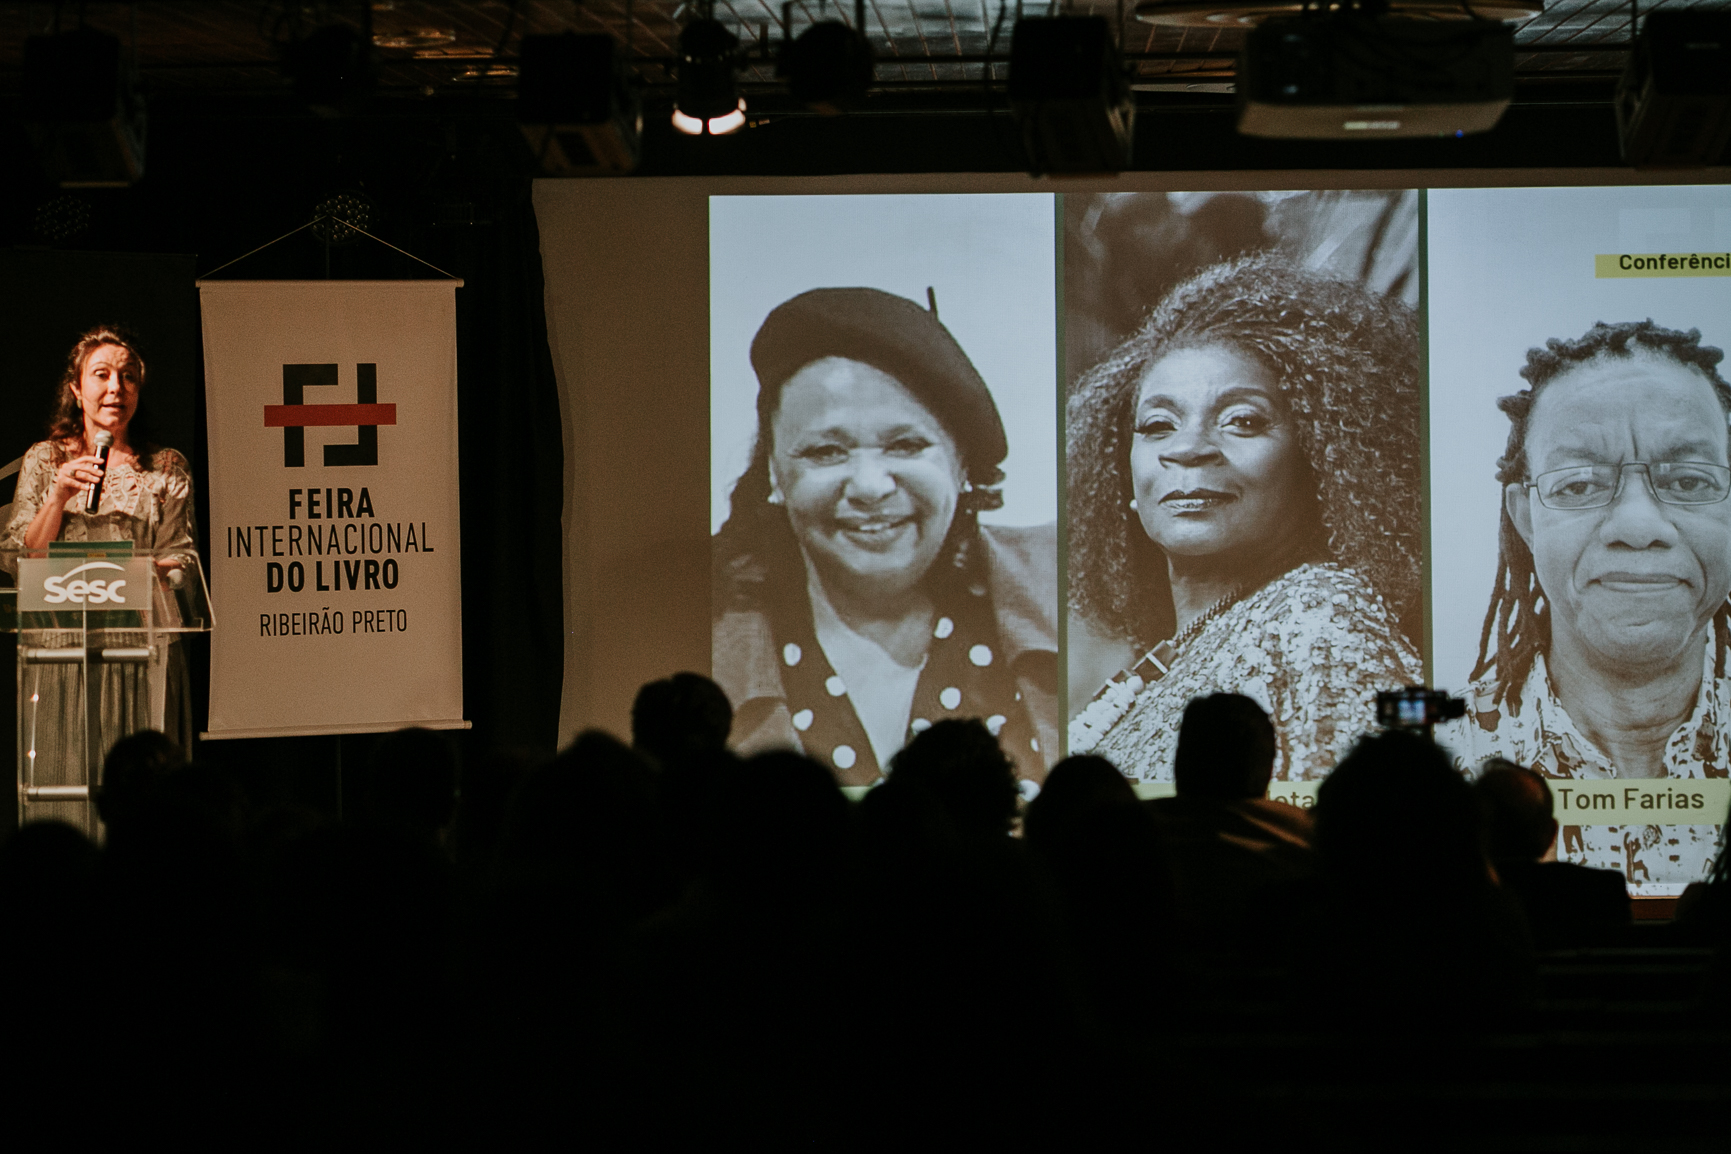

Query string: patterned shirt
1071 563 1422 782
1449 646 1728 894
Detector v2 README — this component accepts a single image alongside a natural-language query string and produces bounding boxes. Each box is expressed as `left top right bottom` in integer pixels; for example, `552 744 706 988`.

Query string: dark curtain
446 184 566 762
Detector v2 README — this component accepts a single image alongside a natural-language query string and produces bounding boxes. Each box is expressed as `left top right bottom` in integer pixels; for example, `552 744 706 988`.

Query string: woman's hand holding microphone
52 454 107 509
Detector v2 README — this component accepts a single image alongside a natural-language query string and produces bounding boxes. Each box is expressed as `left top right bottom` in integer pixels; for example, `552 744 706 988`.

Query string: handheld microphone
86 430 114 514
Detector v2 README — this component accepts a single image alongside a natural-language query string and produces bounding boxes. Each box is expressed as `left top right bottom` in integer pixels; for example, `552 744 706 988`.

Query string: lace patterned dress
1070 563 1422 782
2 440 197 832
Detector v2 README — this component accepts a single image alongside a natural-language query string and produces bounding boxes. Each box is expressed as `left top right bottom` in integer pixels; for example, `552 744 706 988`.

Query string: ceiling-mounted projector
1615 10 1731 167
1136 0 1540 26
1235 14 1515 139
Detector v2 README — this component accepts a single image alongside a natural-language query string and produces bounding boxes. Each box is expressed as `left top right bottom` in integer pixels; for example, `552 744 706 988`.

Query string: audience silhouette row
2 677 1727 1140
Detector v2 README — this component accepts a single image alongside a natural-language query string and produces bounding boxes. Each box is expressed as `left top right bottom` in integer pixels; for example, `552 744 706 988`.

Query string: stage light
22 28 146 187
517 33 643 175
781 19 874 114
32 194 93 243
312 192 377 246
373 27 458 50
1008 17 1134 175
671 101 747 135
675 17 745 135
1235 15 1513 139
1616 10 1731 167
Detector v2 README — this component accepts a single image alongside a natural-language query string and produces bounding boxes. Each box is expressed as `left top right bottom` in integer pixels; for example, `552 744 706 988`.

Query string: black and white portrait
709 194 1058 787
1430 185 1731 894
1064 191 1425 782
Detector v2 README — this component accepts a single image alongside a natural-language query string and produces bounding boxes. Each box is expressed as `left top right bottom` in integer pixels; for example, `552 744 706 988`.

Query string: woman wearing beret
1067 254 1424 782
712 287 1057 787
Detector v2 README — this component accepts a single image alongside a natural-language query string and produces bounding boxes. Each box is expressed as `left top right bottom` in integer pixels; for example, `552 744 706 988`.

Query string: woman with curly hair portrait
712 287 1056 788
1464 320 1731 888
1067 252 1424 781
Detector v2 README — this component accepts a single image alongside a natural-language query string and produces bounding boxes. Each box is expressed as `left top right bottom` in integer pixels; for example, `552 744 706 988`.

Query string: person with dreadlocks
1461 319 1731 890
1067 253 1423 781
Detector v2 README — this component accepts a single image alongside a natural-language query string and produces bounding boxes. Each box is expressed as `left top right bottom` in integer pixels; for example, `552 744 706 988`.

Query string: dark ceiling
0 0 1712 100
0 0 1725 182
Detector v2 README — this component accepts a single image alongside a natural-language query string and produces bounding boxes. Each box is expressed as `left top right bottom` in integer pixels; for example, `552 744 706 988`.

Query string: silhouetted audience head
0 819 99 905
1173 693 1276 801
888 718 1019 838
1474 758 1558 863
96 729 188 834
632 672 733 769
659 747 741 880
499 729 673 926
1023 754 1136 851
450 748 538 878
358 727 459 838
720 750 850 909
1316 730 1485 888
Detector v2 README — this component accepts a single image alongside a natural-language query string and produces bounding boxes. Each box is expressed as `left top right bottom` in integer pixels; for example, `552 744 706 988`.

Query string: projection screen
537 172 1731 896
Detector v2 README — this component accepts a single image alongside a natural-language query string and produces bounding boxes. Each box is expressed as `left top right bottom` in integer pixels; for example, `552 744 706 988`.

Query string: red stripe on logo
264 403 398 428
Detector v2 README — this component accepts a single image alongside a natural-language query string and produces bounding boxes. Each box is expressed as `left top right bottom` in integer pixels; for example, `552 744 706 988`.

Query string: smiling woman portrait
1067 253 1424 782
712 288 1057 787
1464 320 1731 888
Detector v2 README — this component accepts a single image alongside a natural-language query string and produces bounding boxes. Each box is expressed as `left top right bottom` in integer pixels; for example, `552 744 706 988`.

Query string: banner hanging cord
197 216 461 282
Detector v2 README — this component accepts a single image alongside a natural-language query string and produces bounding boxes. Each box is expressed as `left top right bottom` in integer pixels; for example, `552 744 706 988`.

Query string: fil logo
263 363 398 467
42 561 129 605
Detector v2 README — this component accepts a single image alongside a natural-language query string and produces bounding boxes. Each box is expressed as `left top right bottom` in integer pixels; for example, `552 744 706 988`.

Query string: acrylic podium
1 543 212 834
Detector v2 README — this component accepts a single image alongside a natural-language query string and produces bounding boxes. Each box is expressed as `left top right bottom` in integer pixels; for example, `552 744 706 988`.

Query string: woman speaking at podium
1 326 196 825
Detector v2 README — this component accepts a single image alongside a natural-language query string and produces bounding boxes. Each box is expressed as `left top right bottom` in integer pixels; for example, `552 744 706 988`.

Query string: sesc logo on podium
43 560 129 604
18 556 153 612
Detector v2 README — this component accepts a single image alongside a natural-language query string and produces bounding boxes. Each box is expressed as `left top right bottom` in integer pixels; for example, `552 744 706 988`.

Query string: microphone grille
94 431 115 448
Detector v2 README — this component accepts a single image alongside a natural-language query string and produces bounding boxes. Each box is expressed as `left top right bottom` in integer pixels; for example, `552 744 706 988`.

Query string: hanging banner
199 280 466 738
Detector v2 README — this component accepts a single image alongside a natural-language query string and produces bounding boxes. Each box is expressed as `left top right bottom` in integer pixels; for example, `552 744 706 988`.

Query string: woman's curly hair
1470 320 1731 711
1067 252 1423 649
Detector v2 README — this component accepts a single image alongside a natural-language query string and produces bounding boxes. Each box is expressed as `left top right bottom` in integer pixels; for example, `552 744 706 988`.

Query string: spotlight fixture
32 194 94 243
675 16 746 135
781 14 874 114
1008 17 1134 175
1616 10 1731 168
312 192 377 246
517 33 643 175
22 28 146 187
373 27 458 50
